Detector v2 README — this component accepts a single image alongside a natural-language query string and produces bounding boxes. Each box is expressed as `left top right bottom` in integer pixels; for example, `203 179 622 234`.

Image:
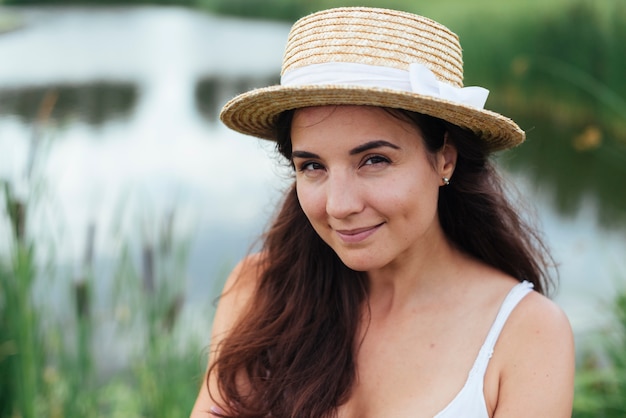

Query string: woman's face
291 105 455 273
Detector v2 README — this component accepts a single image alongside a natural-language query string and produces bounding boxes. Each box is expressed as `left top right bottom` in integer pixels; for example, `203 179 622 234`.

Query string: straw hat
220 7 525 152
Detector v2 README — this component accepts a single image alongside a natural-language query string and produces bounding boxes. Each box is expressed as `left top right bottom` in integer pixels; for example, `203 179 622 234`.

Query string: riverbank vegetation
1 0 625 416
1 180 206 417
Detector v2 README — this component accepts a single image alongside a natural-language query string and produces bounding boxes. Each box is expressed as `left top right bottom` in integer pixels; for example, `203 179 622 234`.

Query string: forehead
293 105 389 126
291 106 422 145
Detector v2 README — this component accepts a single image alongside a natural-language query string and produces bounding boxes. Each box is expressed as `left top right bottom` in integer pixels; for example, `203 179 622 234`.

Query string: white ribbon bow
281 62 489 109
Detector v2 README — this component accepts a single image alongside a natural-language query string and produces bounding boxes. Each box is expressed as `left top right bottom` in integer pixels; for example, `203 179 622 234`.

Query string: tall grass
0 185 207 416
573 289 626 417
0 89 207 416
0 183 42 418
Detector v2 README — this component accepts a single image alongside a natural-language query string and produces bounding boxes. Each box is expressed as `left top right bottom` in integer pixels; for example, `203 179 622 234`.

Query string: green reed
109 208 205 417
573 287 626 417
0 84 207 416
0 182 207 416
0 183 41 418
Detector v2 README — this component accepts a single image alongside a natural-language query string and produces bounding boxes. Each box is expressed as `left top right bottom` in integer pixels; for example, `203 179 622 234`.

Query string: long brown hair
209 107 554 417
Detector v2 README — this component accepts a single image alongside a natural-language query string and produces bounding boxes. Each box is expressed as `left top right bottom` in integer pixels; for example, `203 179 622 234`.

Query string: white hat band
281 62 490 109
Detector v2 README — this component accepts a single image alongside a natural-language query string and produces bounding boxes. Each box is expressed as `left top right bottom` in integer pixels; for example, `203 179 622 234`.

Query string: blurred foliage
0 91 205 416
573 290 626 417
468 0 626 227
0 183 44 418
0 187 206 417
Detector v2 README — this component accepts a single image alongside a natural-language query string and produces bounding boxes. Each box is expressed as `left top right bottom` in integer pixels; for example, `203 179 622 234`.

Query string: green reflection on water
0 82 137 127
195 75 280 123
505 114 626 227
460 0 626 227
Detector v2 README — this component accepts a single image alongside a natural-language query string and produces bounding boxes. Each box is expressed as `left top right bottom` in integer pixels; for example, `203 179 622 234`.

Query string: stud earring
442 177 450 186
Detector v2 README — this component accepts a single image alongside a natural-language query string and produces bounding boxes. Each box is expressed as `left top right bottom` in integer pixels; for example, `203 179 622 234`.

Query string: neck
365 230 465 316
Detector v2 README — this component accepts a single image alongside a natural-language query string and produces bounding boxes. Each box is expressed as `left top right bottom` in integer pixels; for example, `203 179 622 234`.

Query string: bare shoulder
221 252 265 297
504 289 573 341
212 252 266 340
190 252 265 418
491 288 575 417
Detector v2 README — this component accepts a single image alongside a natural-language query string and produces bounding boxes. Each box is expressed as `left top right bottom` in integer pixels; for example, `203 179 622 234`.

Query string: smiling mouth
335 223 384 244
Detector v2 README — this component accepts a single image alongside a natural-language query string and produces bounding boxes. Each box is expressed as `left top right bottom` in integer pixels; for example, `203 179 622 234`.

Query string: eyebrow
291 150 320 159
291 140 400 160
349 140 400 155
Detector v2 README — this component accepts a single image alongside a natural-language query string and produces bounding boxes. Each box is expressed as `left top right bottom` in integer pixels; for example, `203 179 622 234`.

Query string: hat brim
219 84 525 152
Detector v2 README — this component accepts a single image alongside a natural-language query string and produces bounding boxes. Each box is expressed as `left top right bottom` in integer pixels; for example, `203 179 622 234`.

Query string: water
1 6 624 350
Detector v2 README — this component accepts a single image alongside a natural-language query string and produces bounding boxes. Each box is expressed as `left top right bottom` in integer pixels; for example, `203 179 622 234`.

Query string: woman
191 7 574 418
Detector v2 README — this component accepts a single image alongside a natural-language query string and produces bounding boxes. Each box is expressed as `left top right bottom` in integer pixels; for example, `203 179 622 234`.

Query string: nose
325 172 363 219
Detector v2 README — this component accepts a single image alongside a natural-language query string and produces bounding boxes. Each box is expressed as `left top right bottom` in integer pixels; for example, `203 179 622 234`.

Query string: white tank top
433 281 534 418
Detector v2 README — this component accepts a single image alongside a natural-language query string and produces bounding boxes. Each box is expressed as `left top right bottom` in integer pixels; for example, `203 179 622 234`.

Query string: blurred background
1 0 625 416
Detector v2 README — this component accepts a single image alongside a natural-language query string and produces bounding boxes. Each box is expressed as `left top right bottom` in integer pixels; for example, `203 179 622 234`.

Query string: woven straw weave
220 7 525 152
283 8 464 87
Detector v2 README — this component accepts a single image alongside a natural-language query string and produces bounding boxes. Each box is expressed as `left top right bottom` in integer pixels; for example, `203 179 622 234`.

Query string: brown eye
362 155 390 166
299 161 324 171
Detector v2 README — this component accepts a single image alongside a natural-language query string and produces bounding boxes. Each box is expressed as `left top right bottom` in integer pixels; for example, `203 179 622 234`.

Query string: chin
336 253 388 272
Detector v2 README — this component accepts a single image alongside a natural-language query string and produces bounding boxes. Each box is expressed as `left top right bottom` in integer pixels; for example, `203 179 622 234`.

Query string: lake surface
1 6 624 351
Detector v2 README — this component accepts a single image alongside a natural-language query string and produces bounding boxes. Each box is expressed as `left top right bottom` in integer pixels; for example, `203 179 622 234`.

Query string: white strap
473 281 534 373
280 62 489 109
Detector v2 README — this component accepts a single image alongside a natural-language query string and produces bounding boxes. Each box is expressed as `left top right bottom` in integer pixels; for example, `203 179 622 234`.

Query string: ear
437 133 457 184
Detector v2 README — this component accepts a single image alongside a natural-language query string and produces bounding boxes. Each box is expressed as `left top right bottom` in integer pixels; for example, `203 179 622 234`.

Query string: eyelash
362 155 390 166
297 161 324 172
295 155 391 173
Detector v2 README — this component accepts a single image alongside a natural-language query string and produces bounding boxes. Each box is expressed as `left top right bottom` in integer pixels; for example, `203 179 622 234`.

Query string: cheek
384 175 440 217
296 182 325 223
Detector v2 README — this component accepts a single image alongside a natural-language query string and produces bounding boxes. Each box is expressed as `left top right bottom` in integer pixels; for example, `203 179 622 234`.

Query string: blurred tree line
1 0 312 21
0 0 422 22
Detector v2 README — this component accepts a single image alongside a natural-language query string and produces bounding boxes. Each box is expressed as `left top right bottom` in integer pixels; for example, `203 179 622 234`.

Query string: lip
334 223 384 244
